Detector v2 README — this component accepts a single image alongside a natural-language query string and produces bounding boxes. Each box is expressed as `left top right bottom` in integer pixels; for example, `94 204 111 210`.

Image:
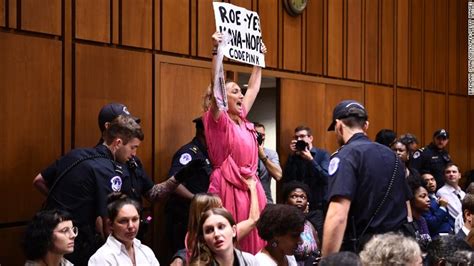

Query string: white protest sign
213 2 265 68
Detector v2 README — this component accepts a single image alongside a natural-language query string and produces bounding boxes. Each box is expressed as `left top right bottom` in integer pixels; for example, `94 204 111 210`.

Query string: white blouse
89 235 160 266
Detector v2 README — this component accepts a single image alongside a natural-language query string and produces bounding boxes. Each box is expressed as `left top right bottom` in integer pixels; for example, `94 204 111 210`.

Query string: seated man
457 194 474 239
421 172 453 236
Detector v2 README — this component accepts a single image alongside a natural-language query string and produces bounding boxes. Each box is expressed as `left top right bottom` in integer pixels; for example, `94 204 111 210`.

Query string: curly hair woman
256 204 306 266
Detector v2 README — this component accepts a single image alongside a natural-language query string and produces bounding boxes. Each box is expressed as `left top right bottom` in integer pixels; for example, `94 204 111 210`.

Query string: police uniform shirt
327 133 411 235
411 143 451 188
167 137 212 195
43 146 126 229
94 145 154 203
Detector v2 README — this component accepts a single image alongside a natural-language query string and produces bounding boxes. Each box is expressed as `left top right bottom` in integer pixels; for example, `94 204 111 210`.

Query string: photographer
282 126 330 240
254 122 282 203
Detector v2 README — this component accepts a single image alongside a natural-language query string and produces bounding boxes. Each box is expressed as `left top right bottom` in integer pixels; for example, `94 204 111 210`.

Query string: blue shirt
327 133 411 236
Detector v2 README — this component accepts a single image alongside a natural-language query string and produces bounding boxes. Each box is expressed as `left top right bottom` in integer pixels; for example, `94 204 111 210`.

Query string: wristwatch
261 156 268 163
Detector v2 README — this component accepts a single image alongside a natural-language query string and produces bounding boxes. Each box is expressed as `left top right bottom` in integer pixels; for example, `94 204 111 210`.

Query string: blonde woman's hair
186 193 223 254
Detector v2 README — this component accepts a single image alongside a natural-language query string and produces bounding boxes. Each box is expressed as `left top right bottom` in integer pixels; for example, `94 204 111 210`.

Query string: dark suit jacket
456 228 468 239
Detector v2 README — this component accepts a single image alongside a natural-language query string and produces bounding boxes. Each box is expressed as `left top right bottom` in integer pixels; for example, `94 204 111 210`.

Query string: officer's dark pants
166 213 188 254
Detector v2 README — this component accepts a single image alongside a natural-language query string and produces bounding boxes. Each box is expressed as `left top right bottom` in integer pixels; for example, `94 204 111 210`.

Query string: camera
256 132 264 146
295 140 308 151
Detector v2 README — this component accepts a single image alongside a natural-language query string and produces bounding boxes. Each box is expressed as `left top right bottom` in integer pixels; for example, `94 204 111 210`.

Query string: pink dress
203 107 266 254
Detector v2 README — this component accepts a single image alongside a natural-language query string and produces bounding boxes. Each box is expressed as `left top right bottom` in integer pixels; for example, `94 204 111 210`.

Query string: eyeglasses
55 226 78 237
294 134 308 139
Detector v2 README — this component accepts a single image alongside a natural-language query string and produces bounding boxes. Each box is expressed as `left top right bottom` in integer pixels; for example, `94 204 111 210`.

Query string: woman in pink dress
202 32 267 254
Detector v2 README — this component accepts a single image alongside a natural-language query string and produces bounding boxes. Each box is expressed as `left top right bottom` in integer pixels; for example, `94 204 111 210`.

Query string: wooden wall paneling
423 92 446 146
75 0 110 43
327 0 343 78
364 0 378 83
8 0 16 28
470 98 474 170
258 0 278 68
154 61 210 262
74 44 153 173
21 0 61 35
0 33 62 222
396 0 409 87
190 0 197 56
229 0 252 10
458 0 468 95
112 0 119 44
346 0 362 80
197 0 215 58
121 0 152 48
324 83 364 153
305 0 324 75
380 0 394 85
409 0 424 89
396 88 422 142
0 226 26 265
434 0 448 93
154 0 160 50
162 0 189 54
282 11 302 71
0 0 4 27
423 0 435 91
365 85 394 140
279 79 326 167
448 0 459 93
448 95 468 172
63 0 73 151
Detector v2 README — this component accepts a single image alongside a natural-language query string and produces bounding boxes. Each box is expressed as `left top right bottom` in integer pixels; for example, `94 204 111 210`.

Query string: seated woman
407 176 432 250
282 181 320 265
23 209 77 266
89 193 159 265
189 208 258 265
256 204 306 266
171 178 259 265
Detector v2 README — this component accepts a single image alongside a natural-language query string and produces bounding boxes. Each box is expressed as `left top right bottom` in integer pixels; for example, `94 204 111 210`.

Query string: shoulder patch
179 153 192 165
110 176 122 192
413 151 420 159
328 157 340 176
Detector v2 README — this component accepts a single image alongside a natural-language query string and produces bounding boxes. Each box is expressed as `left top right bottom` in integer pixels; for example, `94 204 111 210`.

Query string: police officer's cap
433 129 449 139
327 100 368 131
193 117 204 130
98 103 141 131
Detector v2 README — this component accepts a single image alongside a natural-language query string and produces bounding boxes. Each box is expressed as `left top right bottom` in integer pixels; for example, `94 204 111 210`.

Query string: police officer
165 117 212 254
34 115 145 265
411 129 451 189
322 100 411 256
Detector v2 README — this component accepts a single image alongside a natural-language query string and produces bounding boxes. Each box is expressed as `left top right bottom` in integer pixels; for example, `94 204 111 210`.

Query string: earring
271 240 278 248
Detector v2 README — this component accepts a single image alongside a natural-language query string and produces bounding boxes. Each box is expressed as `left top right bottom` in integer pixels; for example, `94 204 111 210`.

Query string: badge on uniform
110 176 123 192
179 153 192 165
413 151 420 159
328 157 340 175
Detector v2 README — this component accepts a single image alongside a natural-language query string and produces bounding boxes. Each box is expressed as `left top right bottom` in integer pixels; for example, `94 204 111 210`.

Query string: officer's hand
174 159 205 183
438 197 449 207
299 147 313 161
290 140 297 154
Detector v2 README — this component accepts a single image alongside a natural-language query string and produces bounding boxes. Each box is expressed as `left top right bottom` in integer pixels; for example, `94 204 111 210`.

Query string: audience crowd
22 31 474 265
